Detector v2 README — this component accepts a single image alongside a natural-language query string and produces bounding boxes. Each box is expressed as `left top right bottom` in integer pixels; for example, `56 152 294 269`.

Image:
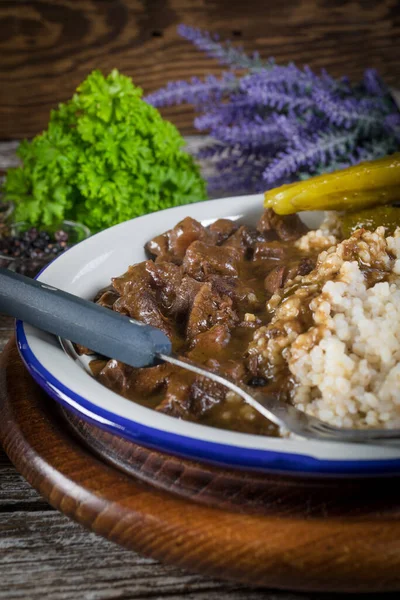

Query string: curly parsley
4 70 207 232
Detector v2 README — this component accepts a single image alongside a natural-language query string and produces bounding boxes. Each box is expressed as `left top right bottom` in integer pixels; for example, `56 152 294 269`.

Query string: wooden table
0 139 396 599
1 0 400 140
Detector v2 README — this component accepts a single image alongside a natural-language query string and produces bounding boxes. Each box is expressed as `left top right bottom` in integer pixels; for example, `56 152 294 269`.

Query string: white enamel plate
16 194 400 476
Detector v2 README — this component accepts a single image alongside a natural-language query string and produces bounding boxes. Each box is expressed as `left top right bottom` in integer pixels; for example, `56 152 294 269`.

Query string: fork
1 267 399 444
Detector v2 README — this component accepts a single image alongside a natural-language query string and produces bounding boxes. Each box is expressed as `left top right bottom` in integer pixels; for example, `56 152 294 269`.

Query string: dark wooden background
0 0 400 140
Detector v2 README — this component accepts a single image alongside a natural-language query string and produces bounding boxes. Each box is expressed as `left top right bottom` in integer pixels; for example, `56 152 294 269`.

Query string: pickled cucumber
264 153 400 215
340 205 400 237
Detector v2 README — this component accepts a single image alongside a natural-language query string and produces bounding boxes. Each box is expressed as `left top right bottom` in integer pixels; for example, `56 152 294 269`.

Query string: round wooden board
2 338 400 592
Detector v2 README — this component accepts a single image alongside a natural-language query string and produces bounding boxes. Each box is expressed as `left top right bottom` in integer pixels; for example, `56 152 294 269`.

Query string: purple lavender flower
240 64 318 97
146 25 400 194
197 114 289 148
362 69 388 96
385 113 400 142
144 74 238 108
263 131 358 186
177 24 267 70
244 86 315 112
312 88 387 134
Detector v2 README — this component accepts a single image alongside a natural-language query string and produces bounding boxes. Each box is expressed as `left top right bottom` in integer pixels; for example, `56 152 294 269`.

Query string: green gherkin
4 69 207 232
264 153 400 215
340 206 400 236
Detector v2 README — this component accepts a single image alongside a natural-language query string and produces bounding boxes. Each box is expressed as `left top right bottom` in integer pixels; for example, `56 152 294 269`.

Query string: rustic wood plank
0 313 22 508
0 315 13 355
1 447 352 600
0 512 286 600
0 313 13 331
0 458 51 511
0 141 19 172
1 0 399 139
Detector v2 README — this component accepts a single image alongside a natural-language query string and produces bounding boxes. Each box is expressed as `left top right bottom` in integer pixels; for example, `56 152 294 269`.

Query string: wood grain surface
1 0 400 139
63 403 400 517
4 339 400 594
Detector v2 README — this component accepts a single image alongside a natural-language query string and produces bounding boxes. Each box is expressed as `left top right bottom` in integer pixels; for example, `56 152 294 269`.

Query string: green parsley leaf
4 69 207 232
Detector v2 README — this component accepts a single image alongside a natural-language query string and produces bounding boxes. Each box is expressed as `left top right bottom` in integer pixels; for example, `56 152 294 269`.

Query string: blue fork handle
0 268 172 367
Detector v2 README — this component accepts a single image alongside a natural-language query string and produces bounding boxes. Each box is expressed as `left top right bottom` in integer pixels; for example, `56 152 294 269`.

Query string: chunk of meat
145 262 183 309
168 217 213 259
188 358 247 417
144 232 169 261
94 285 116 303
207 275 261 312
264 257 316 295
187 282 239 339
74 343 95 356
155 373 194 417
264 265 286 295
208 219 238 244
98 359 134 395
145 261 202 318
130 363 172 396
189 324 231 355
257 208 308 241
183 241 242 281
202 357 247 383
156 361 233 419
112 262 152 296
145 217 215 264
113 290 176 340
253 241 286 261
95 289 120 310
146 260 182 287
220 359 247 382
271 212 309 241
190 377 226 417
170 275 203 317
286 256 315 281
222 225 262 250
112 261 180 339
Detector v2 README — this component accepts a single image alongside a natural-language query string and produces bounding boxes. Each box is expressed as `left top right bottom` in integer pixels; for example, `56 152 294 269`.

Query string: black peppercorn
0 226 71 277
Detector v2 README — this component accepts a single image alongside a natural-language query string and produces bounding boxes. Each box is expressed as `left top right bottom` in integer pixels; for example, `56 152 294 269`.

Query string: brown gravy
79 209 321 436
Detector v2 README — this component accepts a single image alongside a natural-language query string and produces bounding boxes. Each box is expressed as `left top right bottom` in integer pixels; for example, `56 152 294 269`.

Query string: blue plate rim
15 319 400 478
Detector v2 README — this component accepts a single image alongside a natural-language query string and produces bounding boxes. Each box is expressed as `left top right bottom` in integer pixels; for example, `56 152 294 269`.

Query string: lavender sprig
146 25 400 194
145 73 238 108
200 115 289 148
362 68 389 96
312 89 386 134
177 24 267 70
263 130 358 185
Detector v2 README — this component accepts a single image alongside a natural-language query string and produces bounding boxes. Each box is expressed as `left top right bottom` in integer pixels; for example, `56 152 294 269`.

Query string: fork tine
158 352 286 429
158 352 400 445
